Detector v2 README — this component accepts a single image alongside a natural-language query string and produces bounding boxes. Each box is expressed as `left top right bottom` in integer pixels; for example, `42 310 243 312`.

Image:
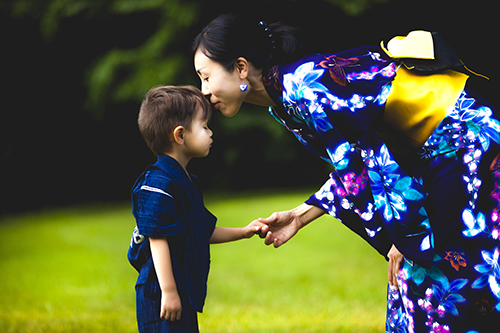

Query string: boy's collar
156 154 194 183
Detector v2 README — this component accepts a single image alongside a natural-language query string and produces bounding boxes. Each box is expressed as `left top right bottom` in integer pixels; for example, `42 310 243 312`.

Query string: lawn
0 189 388 332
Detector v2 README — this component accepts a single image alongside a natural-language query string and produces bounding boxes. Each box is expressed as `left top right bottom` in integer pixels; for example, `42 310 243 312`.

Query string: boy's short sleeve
132 171 184 238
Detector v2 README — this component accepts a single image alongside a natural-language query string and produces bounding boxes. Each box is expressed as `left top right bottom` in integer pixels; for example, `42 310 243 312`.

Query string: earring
239 84 248 92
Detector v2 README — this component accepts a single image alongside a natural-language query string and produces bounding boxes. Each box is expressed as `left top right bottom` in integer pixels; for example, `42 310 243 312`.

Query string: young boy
127 85 264 332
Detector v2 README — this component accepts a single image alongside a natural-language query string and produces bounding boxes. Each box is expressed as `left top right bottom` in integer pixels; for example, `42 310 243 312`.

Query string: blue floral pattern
362 144 425 221
472 248 500 311
263 47 500 332
386 91 500 332
422 92 500 242
274 51 432 266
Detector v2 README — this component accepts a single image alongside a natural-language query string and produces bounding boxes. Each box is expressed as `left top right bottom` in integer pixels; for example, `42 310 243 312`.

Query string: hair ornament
258 20 276 50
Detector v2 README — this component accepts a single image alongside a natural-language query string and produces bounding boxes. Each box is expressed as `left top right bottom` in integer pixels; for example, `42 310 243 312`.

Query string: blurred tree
325 0 388 16
5 0 202 116
4 0 496 215
3 0 388 117
84 0 201 116
1 0 388 216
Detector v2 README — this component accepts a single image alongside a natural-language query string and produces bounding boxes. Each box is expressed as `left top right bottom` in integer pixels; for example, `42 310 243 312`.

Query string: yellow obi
380 67 469 151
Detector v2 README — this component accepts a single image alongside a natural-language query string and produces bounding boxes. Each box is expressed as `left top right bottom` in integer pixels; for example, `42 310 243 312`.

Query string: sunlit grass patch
202 189 387 332
0 205 138 333
0 189 388 332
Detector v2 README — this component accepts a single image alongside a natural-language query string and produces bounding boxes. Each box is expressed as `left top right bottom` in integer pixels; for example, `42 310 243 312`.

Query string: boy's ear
173 126 185 145
235 57 249 79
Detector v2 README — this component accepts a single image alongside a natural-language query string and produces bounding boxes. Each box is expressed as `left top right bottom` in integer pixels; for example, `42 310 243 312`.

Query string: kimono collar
263 65 283 111
155 154 197 185
156 154 185 174
263 65 305 131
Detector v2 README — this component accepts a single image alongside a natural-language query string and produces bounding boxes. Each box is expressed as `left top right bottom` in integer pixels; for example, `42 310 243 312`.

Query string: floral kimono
263 38 500 332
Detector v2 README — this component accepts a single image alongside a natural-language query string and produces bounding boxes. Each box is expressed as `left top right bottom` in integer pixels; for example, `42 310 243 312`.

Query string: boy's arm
209 220 264 244
149 237 182 321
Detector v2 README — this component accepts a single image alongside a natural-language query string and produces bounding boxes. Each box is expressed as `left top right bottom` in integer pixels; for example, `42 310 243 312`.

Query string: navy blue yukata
128 154 217 333
263 40 500 332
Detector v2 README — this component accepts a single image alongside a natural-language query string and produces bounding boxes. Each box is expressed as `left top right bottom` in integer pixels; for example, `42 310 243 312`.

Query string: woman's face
194 49 247 117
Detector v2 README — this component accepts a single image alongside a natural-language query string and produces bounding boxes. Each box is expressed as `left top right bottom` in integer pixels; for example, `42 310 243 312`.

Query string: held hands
257 210 303 248
241 220 268 239
160 289 182 321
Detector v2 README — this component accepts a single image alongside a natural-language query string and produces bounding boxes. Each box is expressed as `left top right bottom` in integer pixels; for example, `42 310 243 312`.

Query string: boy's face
183 106 213 159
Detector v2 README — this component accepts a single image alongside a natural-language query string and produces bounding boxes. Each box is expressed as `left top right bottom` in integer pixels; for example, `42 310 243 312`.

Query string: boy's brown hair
138 85 211 155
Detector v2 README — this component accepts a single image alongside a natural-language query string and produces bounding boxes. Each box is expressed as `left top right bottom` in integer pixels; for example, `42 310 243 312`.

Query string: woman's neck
245 68 276 107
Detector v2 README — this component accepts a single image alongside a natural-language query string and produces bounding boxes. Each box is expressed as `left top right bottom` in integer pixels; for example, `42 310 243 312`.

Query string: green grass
0 189 388 332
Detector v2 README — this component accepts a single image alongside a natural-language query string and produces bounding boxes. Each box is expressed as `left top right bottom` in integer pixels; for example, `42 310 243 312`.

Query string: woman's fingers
264 230 274 246
387 244 403 290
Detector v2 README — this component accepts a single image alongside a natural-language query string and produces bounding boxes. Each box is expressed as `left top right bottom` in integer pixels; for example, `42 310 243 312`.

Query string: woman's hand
387 244 404 290
259 204 325 248
258 210 304 248
160 290 182 321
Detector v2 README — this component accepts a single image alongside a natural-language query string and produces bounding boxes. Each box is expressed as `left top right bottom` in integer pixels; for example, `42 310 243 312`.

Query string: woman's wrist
291 203 325 228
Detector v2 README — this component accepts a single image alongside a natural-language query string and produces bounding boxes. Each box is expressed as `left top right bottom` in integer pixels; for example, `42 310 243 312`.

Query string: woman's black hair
193 13 304 72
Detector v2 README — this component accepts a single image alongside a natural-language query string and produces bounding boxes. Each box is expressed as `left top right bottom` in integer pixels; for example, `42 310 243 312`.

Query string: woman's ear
173 126 185 145
235 57 249 79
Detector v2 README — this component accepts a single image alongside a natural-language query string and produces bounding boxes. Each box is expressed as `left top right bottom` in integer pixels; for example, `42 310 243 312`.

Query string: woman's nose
201 81 210 96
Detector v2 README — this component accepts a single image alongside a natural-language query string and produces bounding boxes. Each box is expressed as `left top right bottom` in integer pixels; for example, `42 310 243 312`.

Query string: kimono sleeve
132 172 184 238
305 172 393 259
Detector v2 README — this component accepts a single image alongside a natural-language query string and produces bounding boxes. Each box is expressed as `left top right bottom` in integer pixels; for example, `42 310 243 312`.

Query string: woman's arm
209 220 264 244
149 237 182 321
259 203 326 248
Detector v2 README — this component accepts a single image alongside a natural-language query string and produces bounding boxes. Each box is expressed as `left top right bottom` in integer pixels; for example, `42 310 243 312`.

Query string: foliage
323 0 388 16
0 190 388 332
5 0 496 215
84 0 201 115
7 0 202 115
0 0 389 216
3 0 388 116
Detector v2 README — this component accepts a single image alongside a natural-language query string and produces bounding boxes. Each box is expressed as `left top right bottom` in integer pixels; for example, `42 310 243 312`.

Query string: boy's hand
242 220 266 239
160 290 182 321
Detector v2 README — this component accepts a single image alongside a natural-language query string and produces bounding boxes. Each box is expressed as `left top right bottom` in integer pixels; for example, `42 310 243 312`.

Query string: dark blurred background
1 0 498 215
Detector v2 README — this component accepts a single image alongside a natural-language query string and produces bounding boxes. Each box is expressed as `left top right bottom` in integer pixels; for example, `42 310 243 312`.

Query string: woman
193 13 500 332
